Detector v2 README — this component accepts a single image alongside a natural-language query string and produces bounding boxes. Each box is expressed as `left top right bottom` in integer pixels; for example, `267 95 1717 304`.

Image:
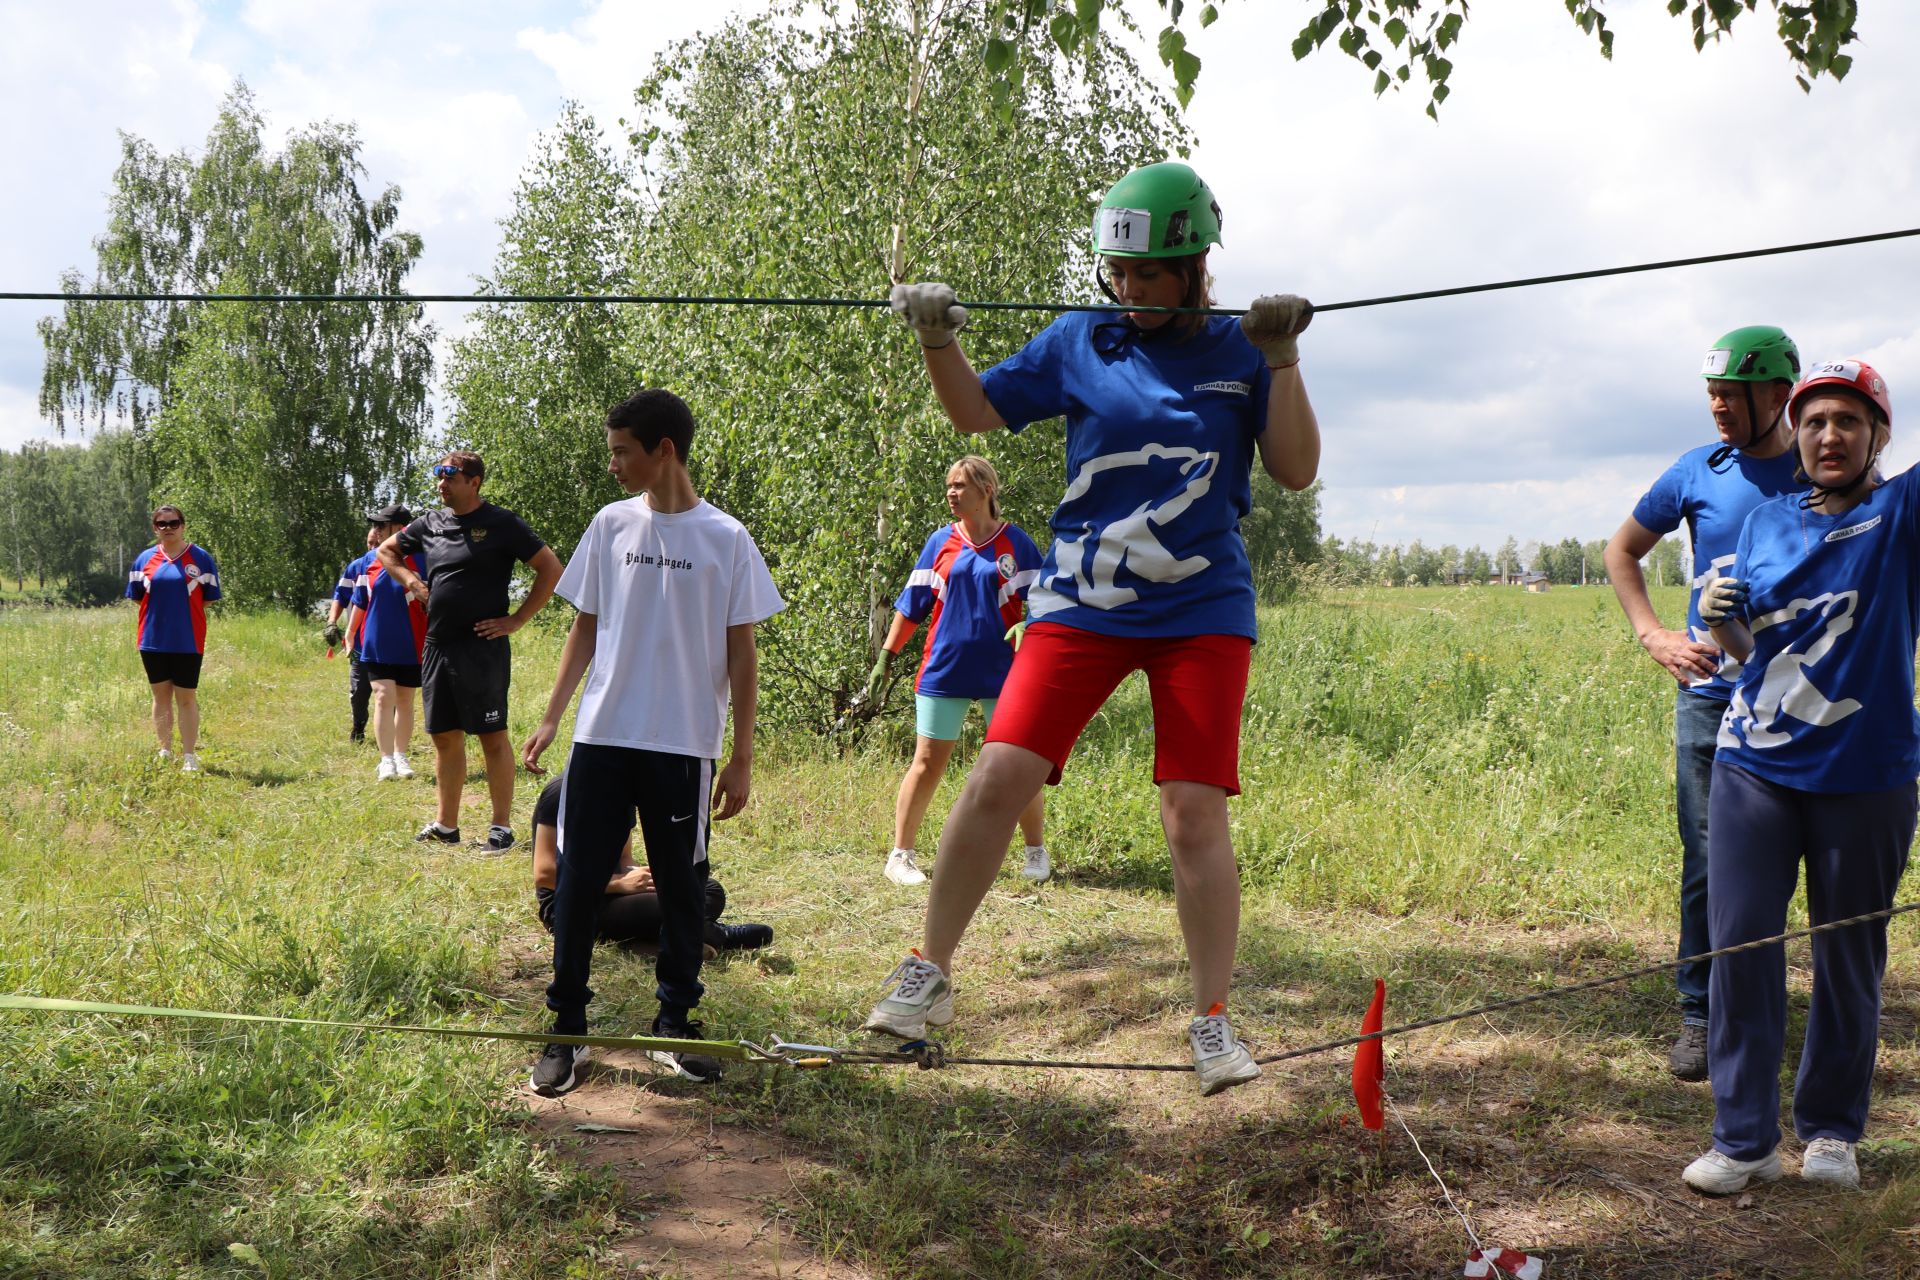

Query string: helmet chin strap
1801 433 1884 511
1707 385 1781 471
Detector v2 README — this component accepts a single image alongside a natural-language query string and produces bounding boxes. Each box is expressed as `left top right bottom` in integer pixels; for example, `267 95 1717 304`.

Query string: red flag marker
1464 1246 1544 1278
1353 978 1385 1130
326 647 335 660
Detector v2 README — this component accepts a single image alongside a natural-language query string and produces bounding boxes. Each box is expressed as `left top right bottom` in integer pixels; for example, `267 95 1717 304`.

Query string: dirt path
526 1048 874 1280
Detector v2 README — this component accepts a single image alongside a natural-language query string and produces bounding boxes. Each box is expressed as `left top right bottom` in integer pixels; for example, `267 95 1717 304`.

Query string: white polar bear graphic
1032 443 1218 614
1718 589 1863 750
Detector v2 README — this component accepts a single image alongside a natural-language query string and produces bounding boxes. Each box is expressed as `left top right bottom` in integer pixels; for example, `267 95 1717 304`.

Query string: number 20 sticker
1096 207 1152 254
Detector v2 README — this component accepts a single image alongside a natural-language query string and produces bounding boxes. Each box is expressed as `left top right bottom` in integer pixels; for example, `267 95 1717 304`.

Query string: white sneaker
1021 844 1051 882
1189 1004 1261 1096
180 752 201 773
884 849 927 886
154 748 173 764
1683 1148 1782 1195
862 951 953 1037
377 756 398 781
391 754 415 780
1801 1137 1860 1188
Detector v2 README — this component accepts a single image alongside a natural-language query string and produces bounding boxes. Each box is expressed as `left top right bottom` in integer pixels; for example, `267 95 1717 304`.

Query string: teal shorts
915 694 998 742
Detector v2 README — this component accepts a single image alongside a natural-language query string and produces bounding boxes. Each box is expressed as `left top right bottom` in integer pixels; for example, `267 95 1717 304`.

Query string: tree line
0 431 152 600
1316 531 1685 588
30 0 1695 723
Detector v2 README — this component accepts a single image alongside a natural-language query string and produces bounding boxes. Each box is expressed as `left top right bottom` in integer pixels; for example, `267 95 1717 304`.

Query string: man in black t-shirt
377 450 563 851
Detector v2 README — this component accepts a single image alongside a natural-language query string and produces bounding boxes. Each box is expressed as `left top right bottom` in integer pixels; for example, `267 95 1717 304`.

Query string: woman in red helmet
1687 359 1915 1194
863 161 1319 1095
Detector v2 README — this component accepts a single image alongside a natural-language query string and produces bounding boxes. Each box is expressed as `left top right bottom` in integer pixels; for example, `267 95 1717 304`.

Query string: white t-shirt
557 496 785 759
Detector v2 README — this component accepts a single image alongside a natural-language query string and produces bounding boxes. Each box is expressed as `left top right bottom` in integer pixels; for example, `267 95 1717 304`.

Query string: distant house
1522 571 1550 593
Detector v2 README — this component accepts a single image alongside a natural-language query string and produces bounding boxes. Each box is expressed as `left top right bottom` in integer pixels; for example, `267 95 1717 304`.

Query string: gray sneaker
1800 1137 1860 1188
1668 1023 1708 1081
1188 1006 1261 1096
862 952 954 1038
1682 1148 1782 1195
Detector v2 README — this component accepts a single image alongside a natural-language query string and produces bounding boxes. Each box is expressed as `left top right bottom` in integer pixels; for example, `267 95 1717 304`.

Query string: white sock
889 847 914 860
1025 844 1045 854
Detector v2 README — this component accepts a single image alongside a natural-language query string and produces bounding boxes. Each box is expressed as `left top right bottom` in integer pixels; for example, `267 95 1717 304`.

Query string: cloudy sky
3 0 1917 552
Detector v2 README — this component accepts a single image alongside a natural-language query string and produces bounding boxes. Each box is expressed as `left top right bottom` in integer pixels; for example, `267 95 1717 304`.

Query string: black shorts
421 636 510 736
360 660 423 688
140 650 204 689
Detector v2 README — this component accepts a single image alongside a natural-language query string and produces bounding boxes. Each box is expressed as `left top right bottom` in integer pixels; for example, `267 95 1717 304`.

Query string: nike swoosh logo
671 813 694 824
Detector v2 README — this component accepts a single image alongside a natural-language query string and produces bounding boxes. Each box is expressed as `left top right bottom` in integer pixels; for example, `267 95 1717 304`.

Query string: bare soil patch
527 1048 875 1280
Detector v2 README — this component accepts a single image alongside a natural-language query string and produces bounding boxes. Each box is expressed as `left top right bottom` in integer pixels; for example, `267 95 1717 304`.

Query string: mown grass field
4 587 1919 1278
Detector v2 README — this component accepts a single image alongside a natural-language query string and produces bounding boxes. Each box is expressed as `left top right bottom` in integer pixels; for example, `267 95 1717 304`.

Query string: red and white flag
1464 1246 1544 1279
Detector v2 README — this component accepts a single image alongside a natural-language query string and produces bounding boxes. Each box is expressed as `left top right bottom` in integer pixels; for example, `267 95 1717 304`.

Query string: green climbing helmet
1701 325 1801 384
1094 161 1222 259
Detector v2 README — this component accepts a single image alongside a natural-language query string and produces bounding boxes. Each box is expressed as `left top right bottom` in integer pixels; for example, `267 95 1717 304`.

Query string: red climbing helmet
1788 359 1892 429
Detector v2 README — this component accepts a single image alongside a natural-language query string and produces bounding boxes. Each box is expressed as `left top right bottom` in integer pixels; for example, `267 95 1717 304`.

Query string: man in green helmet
1603 325 1805 1081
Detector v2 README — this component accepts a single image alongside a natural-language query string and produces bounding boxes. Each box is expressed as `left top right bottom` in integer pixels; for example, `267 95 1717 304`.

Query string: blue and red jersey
125 544 221 654
337 551 373 653
351 553 428 667
894 521 1043 699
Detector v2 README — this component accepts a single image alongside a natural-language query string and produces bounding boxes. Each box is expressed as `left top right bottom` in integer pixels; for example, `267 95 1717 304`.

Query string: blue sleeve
1010 525 1043 572
124 551 148 601
892 530 943 622
978 318 1073 434
351 577 370 610
1631 458 1690 537
334 559 358 607
196 548 222 602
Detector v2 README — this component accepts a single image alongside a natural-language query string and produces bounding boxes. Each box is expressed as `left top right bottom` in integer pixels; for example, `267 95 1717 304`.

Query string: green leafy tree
986 1 1860 116
1461 544 1490 584
1644 534 1685 589
1242 480 1322 602
1495 535 1521 581
39 84 434 607
447 101 641 550
452 0 1186 730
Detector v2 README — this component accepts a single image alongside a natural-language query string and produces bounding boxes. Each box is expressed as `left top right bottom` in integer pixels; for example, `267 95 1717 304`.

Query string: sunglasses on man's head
153 519 183 530
431 464 473 479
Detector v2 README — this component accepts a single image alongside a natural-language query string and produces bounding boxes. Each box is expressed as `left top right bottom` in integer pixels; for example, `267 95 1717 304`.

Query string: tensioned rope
2 226 1915 316
7 899 1918 1076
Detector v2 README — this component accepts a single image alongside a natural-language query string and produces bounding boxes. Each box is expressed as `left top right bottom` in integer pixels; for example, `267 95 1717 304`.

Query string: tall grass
3 588 1910 1277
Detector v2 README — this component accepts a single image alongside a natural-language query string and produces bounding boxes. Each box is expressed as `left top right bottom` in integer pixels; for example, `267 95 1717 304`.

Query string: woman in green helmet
865 161 1319 1095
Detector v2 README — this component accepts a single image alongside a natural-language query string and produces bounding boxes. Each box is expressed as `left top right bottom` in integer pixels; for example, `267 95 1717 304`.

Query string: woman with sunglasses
866 162 1319 1094
124 505 221 771
1687 360 1914 1194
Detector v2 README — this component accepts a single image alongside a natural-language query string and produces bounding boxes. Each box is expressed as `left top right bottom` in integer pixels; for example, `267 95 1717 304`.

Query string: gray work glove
889 283 969 349
1240 294 1314 367
322 623 343 649
1697 576 1749 626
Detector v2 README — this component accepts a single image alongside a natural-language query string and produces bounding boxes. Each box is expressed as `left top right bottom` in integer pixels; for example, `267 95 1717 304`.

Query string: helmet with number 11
1094 162 1223 260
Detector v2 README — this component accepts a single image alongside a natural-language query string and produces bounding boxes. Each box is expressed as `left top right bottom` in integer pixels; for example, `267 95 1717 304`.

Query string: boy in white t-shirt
521 388 785 1095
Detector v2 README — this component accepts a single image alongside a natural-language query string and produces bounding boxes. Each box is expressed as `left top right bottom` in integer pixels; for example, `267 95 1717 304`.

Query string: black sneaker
705 921 775 952
1669 1023 1709 1081
529 1042 590 1096
415 822 460 845
484 825 516 852
647 1013 725 1083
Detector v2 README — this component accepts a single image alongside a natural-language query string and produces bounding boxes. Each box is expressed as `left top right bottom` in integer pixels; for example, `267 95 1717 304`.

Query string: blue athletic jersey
333 556 361 610
1632 444 1804 700
979 311 1272 640
1716 468 1920 793
895 521 1042 699
125 544 221 654
351 553 427 667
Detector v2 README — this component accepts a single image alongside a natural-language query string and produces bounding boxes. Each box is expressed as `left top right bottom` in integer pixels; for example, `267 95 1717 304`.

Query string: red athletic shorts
985 622 1253 794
